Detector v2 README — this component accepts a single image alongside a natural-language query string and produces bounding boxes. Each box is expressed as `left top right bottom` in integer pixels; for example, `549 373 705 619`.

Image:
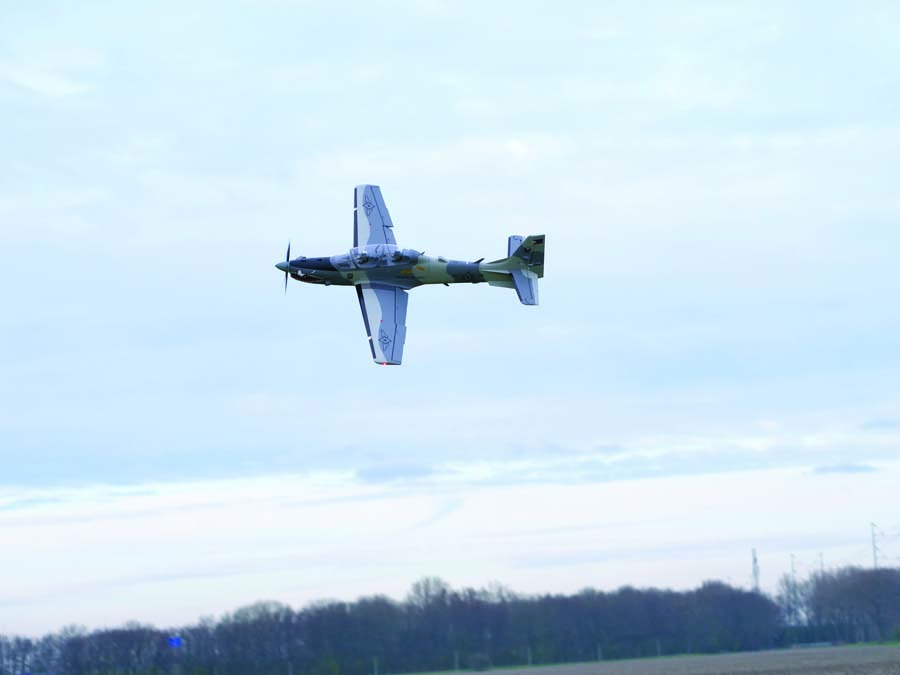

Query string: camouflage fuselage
288 244 485 289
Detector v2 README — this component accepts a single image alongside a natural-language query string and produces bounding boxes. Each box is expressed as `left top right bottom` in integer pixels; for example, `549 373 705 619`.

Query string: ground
485 646 900 675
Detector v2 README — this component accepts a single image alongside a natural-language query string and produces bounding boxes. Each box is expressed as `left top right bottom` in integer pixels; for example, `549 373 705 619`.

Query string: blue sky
2 0 900 633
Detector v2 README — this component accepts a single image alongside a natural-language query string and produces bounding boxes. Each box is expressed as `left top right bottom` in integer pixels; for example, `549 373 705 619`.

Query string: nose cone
275 261 289 272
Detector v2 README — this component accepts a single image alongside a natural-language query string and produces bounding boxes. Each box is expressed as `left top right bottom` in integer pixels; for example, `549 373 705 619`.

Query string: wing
355 283 408 365
354 184 397 247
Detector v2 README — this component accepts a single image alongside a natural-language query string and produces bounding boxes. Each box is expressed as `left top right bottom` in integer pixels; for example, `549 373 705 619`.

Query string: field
485 646 900 675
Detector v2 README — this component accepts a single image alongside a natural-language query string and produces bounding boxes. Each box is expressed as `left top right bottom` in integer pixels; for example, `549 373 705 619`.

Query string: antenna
752 548 760 592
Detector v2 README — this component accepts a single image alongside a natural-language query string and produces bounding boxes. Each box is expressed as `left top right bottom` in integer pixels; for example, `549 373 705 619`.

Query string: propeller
283 241 291 294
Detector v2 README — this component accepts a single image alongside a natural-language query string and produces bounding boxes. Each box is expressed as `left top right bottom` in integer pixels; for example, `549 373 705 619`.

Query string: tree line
777 565 900 644
1 565 897 675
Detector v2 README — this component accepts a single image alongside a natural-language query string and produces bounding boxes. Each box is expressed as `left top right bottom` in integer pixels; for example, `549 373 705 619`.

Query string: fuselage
279 244 485 289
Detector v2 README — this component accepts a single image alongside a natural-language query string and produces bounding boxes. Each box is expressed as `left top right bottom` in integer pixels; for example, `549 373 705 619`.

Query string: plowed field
490 646 900 675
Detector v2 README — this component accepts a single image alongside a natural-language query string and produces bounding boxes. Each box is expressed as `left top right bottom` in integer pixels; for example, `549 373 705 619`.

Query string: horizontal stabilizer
511 268 539 305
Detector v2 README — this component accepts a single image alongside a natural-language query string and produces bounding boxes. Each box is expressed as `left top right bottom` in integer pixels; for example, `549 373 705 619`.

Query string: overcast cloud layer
2 1 899 633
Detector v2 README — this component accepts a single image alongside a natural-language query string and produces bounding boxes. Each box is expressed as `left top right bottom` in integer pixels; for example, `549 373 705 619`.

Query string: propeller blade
284 240 291 294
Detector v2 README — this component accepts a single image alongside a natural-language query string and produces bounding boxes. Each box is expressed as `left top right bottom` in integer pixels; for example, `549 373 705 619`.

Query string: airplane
275 184 545 365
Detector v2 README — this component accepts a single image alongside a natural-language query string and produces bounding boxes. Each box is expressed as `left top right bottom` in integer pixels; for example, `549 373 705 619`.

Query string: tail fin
508 234 545 279
482 234 545 305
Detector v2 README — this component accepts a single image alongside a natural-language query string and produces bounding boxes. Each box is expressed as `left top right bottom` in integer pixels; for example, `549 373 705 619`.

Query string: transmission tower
871 522 880 569
752 548 760 592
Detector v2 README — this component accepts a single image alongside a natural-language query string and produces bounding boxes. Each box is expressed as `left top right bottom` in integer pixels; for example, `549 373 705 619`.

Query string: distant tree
216 600 302 673
801 567 900 642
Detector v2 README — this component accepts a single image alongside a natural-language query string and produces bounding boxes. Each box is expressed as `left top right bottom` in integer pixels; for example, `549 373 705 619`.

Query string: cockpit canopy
338 245 420 268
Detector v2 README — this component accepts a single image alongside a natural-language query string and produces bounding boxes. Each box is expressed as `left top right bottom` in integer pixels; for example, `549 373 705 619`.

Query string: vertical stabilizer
509 234 545 278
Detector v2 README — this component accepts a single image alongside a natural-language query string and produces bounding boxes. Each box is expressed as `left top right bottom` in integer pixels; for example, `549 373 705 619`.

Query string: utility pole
871 522 879 569
752 548 760 592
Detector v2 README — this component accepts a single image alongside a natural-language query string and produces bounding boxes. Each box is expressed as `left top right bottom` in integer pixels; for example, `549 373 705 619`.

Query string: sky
1 0 900 635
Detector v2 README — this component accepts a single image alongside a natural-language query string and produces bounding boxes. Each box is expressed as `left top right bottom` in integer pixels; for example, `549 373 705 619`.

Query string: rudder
508 234 545 278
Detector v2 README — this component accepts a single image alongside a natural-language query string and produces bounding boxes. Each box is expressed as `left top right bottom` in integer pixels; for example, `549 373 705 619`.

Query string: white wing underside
354 184 397 247
356 283 408 365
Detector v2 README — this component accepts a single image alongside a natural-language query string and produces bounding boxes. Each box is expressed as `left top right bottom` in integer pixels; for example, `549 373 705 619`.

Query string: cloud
0 64 91 97
4 463 900 634
356 463 435 484
812 463 878 475
0 497 62 512
0 47 104 98
861 418 900 431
